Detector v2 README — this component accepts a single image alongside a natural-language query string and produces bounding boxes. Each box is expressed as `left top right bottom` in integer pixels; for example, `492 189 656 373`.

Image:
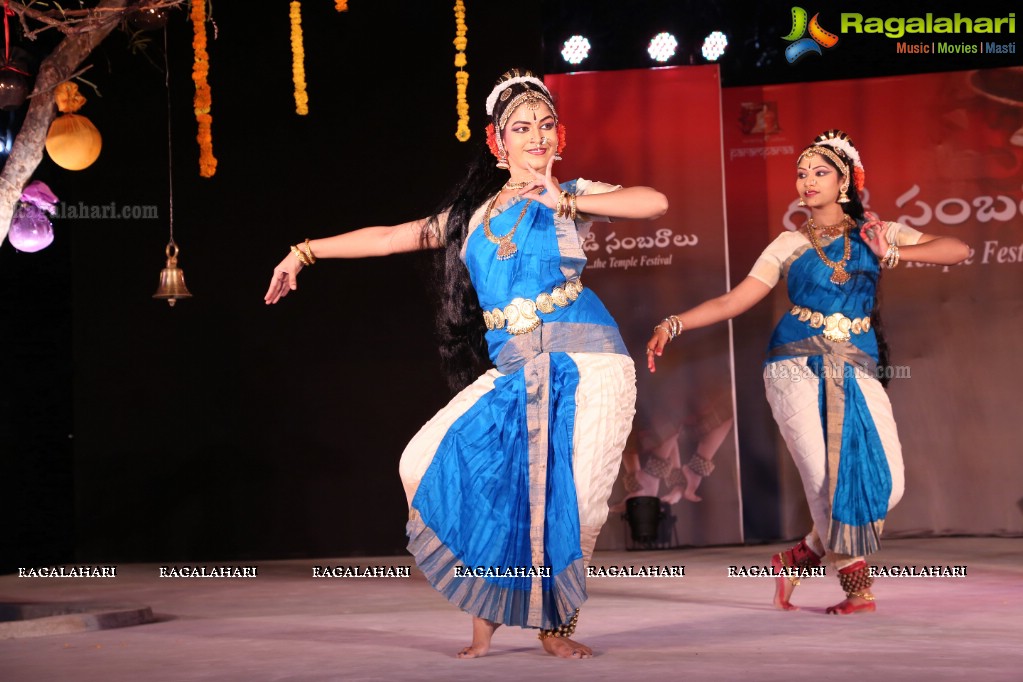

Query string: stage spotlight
624 496 665 545
647 32 678 63
561 35 591 65
701 31 729 61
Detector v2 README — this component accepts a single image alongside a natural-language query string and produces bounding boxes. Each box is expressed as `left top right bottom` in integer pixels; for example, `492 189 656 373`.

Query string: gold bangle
568 194 577 221
301 238 317 264
290 244 311 267
887 244 899 269
556 190 570 218
655 315 684 341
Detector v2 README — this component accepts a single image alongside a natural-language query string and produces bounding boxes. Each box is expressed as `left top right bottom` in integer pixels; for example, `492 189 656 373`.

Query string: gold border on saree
790 305 870 343
484 279 583 335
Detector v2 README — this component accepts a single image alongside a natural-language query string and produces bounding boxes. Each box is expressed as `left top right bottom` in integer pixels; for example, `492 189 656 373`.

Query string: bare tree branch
0 0 188 247
10 0 186 39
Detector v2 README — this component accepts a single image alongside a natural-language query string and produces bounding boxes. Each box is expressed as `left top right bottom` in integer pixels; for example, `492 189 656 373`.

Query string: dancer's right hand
264 251 305 304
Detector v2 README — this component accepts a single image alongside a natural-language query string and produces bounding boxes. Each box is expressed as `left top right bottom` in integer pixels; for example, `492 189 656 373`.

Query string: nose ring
540 136 548 145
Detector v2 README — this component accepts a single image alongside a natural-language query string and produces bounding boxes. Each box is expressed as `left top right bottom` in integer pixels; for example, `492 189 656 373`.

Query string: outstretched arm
646 276 773 372
523 156 669 220
572 185 669 221
264 218 440 304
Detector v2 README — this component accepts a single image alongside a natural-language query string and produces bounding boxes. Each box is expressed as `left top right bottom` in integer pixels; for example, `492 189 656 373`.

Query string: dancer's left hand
646 326 669 373
860 212 890 258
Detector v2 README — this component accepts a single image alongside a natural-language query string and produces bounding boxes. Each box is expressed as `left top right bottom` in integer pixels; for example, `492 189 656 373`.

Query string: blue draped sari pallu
405 180 633 629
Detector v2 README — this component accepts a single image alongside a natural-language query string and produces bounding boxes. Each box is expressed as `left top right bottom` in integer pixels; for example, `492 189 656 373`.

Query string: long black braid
423 143 503 394
423 69 557 394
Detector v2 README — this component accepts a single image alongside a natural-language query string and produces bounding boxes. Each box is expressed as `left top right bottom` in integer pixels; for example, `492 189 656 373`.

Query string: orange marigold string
334 0 348 10
290 2 309 115
191 0 216 177
453 0 469 142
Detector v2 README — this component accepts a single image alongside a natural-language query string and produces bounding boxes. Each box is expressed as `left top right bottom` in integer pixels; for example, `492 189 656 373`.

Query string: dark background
1 0 1019 571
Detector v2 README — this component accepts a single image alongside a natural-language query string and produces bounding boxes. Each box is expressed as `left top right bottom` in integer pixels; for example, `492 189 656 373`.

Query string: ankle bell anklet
775 538 823 586
538 609 579 640
684 454 715 478
838 561 875 599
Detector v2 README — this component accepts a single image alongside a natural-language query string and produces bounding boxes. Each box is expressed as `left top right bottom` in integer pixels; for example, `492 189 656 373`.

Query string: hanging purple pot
9 203 54 252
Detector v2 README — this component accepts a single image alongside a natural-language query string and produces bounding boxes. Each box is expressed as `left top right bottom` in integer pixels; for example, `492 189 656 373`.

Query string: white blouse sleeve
574 178 623 223
747 231 808 288
883 220 923 247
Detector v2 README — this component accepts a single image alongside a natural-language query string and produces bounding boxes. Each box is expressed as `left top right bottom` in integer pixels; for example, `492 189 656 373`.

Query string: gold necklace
805 219 852 285
482 193 532 260
807 214 852 239
503 180 530 190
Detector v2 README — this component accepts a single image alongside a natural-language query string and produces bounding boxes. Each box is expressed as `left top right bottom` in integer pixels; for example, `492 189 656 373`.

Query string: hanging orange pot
45 82 102 171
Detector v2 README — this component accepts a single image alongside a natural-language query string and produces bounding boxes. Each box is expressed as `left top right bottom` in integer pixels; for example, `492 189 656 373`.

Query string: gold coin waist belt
483 279 584 335
789 305 871 343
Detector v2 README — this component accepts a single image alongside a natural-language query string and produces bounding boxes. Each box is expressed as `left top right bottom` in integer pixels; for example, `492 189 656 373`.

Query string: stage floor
1 537 1021 681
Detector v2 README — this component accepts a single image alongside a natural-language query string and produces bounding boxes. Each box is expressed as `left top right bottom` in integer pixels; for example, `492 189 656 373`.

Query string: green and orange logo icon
782 7 839 63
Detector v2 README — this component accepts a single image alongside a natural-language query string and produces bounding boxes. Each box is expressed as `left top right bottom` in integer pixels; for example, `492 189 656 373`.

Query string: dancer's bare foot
660 486 683 505
771 553 799 611
612 468 662 512
662 464 704 503
541 636 593 659
682 464 703 502
456 616 500 658
826 595 877 615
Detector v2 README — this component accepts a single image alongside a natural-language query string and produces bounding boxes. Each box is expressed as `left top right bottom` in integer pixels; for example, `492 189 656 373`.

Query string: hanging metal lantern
0 67 28 110
0 1 32 111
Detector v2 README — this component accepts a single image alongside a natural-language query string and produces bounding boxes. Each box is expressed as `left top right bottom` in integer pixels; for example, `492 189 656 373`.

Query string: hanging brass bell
153 241 192 306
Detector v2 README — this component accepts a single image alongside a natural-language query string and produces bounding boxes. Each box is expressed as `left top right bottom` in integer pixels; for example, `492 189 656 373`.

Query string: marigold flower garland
334 0 347 10
453 0 469 142
290 2 309 115
191 0 216 177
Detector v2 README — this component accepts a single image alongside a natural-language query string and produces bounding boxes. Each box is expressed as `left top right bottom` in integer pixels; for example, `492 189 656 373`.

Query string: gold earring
798 198 807 207
838 183 850 203
496 154 509 170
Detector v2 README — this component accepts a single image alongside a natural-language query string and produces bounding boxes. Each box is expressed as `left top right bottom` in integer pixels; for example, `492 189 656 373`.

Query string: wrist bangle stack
555 191 568 218
291 238 317 267
555 191 578 220
882 243 899 269
653 314 684 341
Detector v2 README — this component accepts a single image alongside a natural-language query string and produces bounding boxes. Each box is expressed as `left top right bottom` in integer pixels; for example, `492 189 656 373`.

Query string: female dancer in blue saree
646 130 968 615
265 69 668 657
